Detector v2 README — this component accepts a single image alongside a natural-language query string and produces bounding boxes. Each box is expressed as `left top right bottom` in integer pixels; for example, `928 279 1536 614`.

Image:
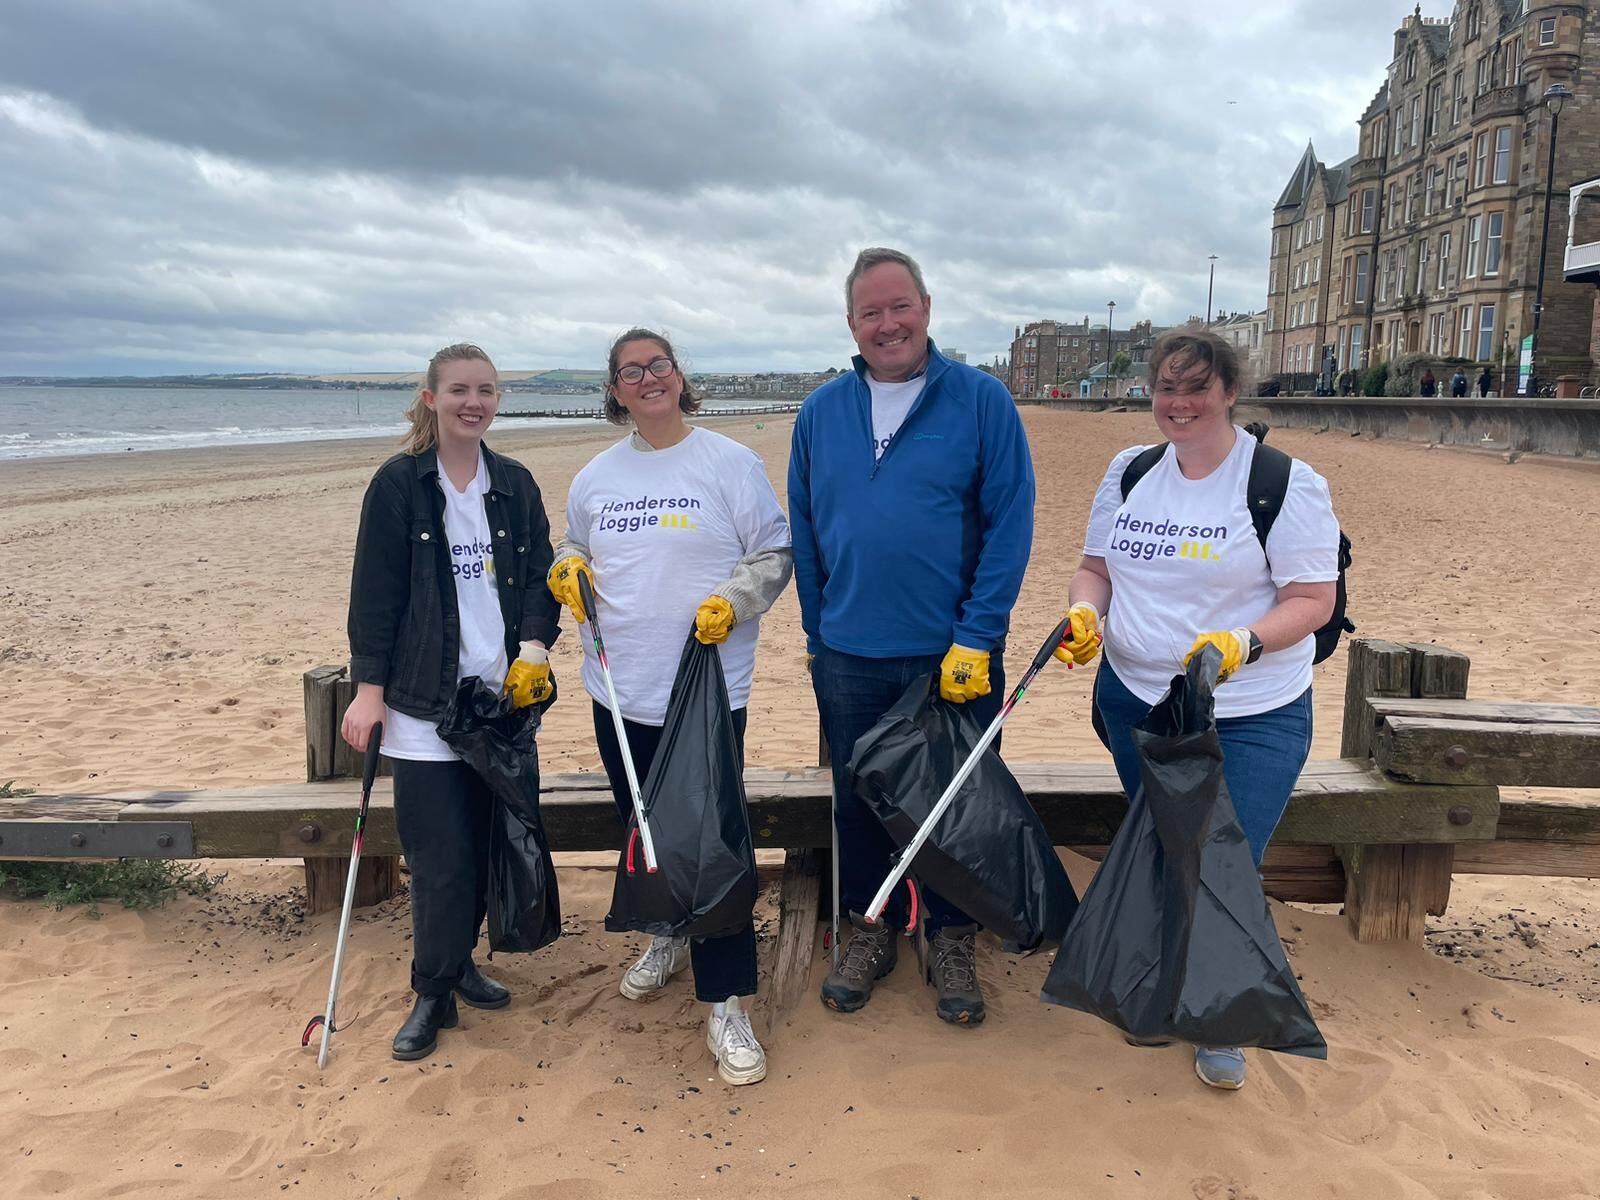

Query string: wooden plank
1375 716 1600 788
1453 839 1600 877
1341 639 1417 758
764 848 824 1038
1492 794 1600 845
1370 698 1600 725
93 760 1498 856
302 665 345 782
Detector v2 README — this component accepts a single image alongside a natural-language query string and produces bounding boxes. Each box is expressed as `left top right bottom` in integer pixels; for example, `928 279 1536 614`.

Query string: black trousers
391 758 492 997
591 701 758 1002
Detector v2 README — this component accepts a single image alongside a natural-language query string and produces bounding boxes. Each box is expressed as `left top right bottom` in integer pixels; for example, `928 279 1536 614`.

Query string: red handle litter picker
301 721 383 1068
578 571 658 873
863 616 1074 924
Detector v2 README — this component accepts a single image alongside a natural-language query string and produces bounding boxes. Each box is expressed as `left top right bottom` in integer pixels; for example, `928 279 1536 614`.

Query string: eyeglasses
615 357 675 385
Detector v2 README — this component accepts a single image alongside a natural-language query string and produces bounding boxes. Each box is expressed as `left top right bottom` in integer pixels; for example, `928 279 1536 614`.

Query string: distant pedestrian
1450 369 1468 398
1419 369 1437 398
1477 367 1492 398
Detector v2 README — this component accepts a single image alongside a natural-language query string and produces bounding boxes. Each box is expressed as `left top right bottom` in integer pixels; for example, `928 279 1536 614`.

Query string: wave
0 415 581 461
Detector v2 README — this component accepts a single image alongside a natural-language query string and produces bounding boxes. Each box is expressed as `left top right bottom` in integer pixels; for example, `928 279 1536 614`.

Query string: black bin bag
437 676 561 955
848 674 1078 950
1040 647 1327 1058
605 634 758 940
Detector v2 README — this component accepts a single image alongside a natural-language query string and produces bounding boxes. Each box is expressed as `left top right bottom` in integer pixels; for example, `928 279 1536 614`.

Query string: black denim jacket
347 443 561 720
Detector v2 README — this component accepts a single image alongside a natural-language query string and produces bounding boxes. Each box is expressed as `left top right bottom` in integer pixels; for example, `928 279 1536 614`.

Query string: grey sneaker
820 913 898 1013
706 996 767 1086
620 935 690 1000
1195 1046 1248 1090
927 923 985 1026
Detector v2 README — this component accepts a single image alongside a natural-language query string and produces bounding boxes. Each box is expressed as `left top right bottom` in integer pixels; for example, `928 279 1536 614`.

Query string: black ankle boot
392 992 458 1061
455 961 511 1010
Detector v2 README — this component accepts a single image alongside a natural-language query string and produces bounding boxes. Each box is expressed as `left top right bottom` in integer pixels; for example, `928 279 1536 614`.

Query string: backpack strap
1246 441 1293 559
1118 444 1168 500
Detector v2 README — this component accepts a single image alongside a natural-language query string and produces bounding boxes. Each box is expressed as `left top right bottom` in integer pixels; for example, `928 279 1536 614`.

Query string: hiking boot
1194 1046 1248 1090
392 992 458 1061
706 996 767 1086
820 913 898 1013
620 935 690 1001
927 923 985 1026
455 960 510 1009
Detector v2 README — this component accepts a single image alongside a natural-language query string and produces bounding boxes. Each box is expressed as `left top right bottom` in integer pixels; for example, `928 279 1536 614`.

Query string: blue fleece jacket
788 341 1035 658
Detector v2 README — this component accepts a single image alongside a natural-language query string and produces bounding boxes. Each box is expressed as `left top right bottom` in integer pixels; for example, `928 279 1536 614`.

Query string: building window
1310 298 1318 324
1465 215 1482 277
1474 131 1489 187
1406 46 1417 81
1438 231 1451 289
1388 183 1400 229
1452 70 1465 123
1477 304 1496 361
1467 5 1481 41
1459 306 1474 357
1410 96 1421 147
1342 255 1353 304
1476 54 1491 96
1485 211 1504 275
1361 189 1375 233
1355 252 1370 303
1428 83 1442 137
1313 258 1320 284
1350 324 1364 367
1539 17 1556 46
1378 253 1388 303
1316 213 1324 241
1417 239 1430 292
1492 126 1511 184
1425 165 1436 215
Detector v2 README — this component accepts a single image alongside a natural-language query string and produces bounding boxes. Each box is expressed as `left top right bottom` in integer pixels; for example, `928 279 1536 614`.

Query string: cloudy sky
1 0 1418 375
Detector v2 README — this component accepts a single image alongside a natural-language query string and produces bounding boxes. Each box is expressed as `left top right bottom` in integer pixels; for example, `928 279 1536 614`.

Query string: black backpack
1119 426 1354 664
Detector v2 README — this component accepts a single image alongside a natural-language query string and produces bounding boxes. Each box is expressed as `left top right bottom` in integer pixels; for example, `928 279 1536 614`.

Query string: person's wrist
1236 627 1263 664
1069 601 1100 627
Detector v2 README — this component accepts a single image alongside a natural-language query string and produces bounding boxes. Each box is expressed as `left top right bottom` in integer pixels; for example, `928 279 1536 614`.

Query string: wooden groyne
502 402 804 420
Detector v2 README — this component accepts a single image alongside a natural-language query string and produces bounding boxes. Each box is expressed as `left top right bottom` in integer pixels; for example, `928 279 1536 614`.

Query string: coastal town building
1007 317 1157 398
1266 0 1600 389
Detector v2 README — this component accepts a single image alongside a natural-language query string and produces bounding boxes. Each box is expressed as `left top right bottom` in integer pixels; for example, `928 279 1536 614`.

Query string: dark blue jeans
811 646 1006 934
1093 660 1313 865
591 702 758 1002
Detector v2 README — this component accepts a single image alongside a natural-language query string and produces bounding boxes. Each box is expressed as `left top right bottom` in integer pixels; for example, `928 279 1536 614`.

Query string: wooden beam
1337 842 1452 942
302 665 345 783
1375 715 1600 788
1340 639 1418 758
764 848 824 1038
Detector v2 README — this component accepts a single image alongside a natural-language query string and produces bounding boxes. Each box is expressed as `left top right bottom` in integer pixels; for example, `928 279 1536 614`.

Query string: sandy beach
3 408 1599 1198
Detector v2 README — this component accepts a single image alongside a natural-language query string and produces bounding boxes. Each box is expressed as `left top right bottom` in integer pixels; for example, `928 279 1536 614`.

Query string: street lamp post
1105 300 1116 398
1526 83 1571 396
1206 255 1218 325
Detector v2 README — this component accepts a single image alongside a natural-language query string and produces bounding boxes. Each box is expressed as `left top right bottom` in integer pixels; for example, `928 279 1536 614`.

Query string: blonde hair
402 343 497 455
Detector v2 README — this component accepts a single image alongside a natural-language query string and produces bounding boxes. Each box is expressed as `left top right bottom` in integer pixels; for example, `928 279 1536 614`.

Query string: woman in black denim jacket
342 343 561 1061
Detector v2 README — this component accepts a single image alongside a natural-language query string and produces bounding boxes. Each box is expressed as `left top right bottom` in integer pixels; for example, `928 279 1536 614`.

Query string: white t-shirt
565 427 791 724
867 374 926 461
1083 427 1339 718
383 455 511 761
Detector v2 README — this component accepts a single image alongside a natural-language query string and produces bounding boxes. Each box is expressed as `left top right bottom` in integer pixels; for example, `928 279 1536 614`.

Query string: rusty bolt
69 832 87 848
1443 745 1471 769
156 833 173 849
298 823 322 844
1447 806 1474 826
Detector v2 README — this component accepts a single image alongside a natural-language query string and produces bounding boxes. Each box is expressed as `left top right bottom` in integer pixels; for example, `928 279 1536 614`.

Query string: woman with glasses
545 327 792 1086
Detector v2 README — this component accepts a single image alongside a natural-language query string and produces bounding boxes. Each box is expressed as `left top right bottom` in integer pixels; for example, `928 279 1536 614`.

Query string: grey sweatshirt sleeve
552 532 590 565
712 546 794 624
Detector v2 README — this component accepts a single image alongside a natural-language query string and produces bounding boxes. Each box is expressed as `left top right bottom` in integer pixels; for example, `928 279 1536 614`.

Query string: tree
1109 351 1132 393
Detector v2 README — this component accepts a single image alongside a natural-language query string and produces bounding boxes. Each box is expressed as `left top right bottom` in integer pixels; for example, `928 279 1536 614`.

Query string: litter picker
301 721 384 1068
864 617 1074 924
578 571 658 873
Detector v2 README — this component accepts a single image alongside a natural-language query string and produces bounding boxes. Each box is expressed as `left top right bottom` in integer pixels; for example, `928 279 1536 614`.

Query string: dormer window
1466 4 1482 40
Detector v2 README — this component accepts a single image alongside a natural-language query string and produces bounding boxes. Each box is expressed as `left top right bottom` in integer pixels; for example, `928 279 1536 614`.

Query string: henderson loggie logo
1108 509 1227 564
596 494 702 534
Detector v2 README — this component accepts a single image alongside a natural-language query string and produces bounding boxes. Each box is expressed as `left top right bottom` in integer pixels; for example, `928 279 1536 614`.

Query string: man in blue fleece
789 246 1035 1025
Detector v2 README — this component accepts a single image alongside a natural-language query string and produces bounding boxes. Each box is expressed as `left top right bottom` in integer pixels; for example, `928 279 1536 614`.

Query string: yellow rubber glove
694 595 737 645
939 644 991 703
1183 628 1252 684
1052 602 1103 668
546 555 593 624
503 644 553 708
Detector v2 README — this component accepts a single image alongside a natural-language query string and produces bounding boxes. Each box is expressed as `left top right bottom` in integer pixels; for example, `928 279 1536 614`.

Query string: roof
1275 142 1321 210
1359 81 1389 124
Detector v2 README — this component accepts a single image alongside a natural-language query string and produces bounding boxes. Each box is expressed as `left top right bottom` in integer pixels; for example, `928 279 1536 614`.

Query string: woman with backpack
1052 328 1340 1091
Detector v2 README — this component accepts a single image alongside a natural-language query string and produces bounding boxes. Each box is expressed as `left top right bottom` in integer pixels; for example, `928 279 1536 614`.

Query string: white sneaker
706 996 767 1086
619 935 690 1000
